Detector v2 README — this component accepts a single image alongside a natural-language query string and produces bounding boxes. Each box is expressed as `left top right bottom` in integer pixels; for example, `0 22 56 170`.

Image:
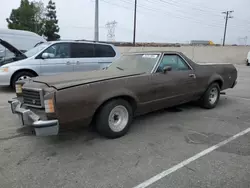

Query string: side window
71 43 94 58
95 44 116 57
157 55 190 72
43 43 70 59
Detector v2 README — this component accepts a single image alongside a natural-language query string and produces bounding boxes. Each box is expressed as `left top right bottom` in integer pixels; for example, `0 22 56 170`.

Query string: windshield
108 53 160 73
24 43 51 57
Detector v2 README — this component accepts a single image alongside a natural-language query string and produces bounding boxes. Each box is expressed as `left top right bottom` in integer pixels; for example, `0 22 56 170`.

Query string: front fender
96 88 139 108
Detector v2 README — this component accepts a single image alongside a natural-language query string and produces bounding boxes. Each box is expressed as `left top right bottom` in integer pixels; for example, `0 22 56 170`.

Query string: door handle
76 61 80 65
66 61 71 65
189 74 196 78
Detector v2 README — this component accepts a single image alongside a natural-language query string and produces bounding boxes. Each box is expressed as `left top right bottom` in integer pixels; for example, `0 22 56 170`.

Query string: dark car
9 51 237 138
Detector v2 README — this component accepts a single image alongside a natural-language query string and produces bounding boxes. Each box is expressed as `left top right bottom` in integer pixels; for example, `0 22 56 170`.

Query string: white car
247 51 250 66
0 40 120 88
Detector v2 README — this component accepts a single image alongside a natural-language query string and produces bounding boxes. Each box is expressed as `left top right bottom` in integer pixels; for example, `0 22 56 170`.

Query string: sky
1 0 250 44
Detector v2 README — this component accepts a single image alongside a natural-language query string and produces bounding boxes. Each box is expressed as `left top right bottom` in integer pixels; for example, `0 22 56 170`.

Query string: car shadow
0 86 14 93
35 96 234 144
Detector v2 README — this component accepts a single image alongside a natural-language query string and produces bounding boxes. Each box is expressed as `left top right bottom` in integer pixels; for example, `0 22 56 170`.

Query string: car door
71 43 100 72
38 43 74 76
150 54 198 109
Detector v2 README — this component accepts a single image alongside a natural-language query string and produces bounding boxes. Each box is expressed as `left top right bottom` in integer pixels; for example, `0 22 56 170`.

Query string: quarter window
157 54 190 72
94 44 116 57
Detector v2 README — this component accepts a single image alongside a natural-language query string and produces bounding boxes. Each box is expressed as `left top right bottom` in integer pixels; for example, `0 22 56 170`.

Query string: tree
33 1 46 35
6 0 44 34
43 0 60 41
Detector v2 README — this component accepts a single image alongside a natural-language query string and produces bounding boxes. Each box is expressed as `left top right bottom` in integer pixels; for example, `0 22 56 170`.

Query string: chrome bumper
8 99 59 136
231 80 237 88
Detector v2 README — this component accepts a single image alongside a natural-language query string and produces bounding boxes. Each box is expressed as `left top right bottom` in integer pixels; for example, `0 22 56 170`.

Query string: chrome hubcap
18 75 31 81
108 105 129 132
209 87 218 104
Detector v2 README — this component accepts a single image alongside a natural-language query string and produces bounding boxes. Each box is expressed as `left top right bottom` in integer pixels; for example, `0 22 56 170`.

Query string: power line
113 0 224 28
100 0 250 34
121 0 250 29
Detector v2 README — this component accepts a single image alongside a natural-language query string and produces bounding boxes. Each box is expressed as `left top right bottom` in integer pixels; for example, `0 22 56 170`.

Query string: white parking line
133 127 250 188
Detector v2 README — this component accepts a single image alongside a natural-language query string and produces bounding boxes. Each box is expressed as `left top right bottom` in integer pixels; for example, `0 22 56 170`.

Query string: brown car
9 51 237 138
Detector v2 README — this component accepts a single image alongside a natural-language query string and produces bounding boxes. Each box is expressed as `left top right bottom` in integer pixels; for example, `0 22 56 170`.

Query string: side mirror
163 66 172 73
41 53 49 59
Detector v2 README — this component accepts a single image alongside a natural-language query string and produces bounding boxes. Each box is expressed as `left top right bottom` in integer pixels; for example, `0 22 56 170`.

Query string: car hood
0 39 27 58
32 69 145 90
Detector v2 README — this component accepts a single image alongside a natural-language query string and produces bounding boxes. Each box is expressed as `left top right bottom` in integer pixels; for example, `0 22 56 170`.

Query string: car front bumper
0 71 12 86
8 99 59 136
231 80 237 88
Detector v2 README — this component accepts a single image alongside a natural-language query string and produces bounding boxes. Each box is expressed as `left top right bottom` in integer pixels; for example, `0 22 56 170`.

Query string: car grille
23 88 43 108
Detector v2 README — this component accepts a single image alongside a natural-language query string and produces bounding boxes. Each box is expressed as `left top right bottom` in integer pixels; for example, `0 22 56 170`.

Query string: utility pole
222 10 234 46
94 0 99 41
133 0 137 46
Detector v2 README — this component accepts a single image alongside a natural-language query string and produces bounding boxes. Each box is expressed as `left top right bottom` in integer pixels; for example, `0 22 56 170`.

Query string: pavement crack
135 155 141 167
0 133 29 141
185 166 196 172
17 150 36 166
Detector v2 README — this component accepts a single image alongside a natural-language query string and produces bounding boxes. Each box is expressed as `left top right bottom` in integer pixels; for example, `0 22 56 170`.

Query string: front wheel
11 71 36 89
199 83 220 109
96 99 133 139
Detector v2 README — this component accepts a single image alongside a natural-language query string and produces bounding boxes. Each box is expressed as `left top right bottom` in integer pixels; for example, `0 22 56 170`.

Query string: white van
0 40 120 88
0 28 46 59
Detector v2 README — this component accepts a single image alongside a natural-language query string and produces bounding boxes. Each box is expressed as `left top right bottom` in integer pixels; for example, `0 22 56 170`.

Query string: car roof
48 40 114 46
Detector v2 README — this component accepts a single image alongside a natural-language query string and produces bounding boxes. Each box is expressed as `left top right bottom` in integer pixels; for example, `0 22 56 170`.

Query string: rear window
94 44 116 57
71 43 94 58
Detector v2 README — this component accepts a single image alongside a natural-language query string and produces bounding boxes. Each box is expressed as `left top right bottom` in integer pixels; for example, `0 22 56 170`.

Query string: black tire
96 99 133 139
247 60 250 66
199 83 220 109
11 71 36 89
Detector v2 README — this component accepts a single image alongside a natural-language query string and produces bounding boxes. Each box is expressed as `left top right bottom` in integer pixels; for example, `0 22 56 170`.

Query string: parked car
0 28 46 56
246 50 250 66
9 51 237 138
0 39 119 88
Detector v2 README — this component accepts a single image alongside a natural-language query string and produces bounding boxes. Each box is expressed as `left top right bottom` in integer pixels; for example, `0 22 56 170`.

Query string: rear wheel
96 99 133 139
247 60 250 66
199 83 220 109
11 71 36 89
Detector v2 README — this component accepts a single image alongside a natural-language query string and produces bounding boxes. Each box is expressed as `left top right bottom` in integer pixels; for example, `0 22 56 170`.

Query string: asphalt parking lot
0 65 250 188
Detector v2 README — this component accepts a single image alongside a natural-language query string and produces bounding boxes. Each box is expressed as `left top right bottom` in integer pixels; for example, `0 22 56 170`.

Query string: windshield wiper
116 66 124 71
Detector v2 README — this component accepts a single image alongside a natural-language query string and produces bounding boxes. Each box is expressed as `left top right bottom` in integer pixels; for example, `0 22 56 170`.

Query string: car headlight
15 84 23 94
0 67 8 72
44 99 55 113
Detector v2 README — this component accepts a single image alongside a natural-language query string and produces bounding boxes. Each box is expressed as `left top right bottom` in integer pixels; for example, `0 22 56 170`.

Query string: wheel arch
91 94 138 125
208 74 224 89
10 69 38 85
